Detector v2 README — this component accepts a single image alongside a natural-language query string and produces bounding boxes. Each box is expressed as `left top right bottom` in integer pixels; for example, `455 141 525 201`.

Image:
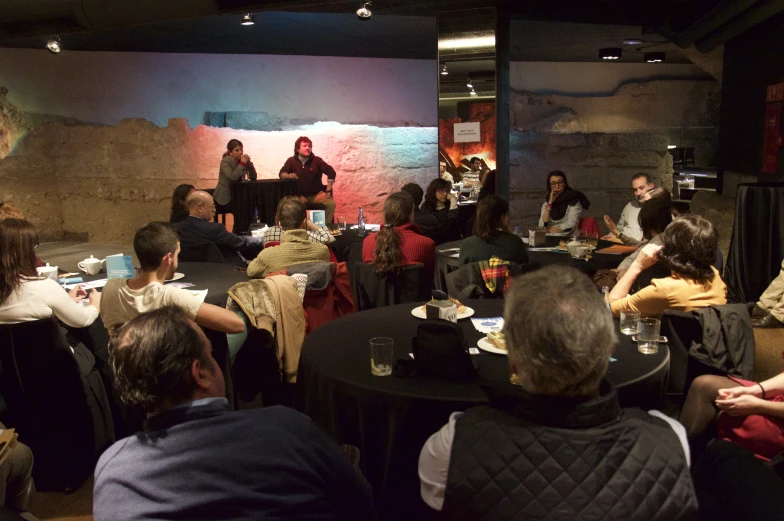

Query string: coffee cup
36 263 58 281
572 246 590 259
78 255 105 275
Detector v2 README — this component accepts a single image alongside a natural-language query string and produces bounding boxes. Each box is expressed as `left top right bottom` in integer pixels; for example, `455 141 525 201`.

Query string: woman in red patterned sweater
362 192 436 284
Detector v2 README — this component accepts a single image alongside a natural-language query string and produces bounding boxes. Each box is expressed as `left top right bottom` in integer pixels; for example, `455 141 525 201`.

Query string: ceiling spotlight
356 2 372 20
46 35 61 54
466 78 473 88
644 52 666 63
470 89 478 97
440 63 448 75
600 47 622 60
622 39 642 45
241 13 254 25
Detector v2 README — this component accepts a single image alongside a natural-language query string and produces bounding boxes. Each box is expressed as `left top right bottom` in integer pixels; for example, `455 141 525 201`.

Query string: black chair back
352 262 430 311
0 317 114 491
445 261 540 300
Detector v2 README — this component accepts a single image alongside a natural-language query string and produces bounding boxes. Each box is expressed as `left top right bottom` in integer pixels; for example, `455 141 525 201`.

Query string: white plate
477 336 507 355
411 305 475 320
167 272 185 282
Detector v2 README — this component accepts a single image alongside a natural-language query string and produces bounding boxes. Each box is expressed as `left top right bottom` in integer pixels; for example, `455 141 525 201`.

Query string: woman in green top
458 195 528 266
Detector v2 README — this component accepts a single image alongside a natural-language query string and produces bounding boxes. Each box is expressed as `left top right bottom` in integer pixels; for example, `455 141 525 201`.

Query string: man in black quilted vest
418 265 698 520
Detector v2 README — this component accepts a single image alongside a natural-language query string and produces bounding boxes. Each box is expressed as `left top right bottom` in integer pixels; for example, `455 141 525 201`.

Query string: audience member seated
400 182 443 245
608 215 727 317
680 371 784 461
214 139 257 216
439 161 453 186
538 170 590 233
361 192 435 285
615 197 674 278
262 221 335 247
477 169 495 202
606 186 672 247
421 178 459 242
93 307 374 521
169 184 195 224
100 222 243 334
419 266 697 519
750 258 784 328
602 173 654 243
247 196 330 278
0 421 35 515
175 190 263 267
458 195 527 266
461 157 486 192
0 218 100 329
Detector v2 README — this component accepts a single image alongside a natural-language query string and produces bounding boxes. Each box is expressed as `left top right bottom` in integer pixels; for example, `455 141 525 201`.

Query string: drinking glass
620 310 640 335
587 232 599 247
637 318 661 354
338 216 346 231
370 337 394 376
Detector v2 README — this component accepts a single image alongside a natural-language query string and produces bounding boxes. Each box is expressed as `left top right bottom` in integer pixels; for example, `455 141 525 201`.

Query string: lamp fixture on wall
241 13 254 25
466 78 473 88
599 48 622 60
644 52 666 63
356 2 372 20
46 35 61 54
440 63 448 75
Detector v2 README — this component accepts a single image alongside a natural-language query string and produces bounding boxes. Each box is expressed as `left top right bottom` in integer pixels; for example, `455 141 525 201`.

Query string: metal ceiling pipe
695 0 784 51
671 0 759 48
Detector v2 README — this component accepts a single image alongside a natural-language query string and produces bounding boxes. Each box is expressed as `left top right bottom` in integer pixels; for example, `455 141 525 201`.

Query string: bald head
185 191 216 220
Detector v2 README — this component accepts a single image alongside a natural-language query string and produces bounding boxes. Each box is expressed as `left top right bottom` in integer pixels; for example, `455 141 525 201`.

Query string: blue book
105 254 134 279
306 210 326 227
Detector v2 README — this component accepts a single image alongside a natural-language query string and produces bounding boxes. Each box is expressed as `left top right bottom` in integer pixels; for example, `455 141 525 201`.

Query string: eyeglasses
550 181 565 187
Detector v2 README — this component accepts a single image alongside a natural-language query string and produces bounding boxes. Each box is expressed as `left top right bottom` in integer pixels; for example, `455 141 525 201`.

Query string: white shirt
0 277 99 328
617 200 643 241
538 202 583 231
418 409 690 511
100 279 203 331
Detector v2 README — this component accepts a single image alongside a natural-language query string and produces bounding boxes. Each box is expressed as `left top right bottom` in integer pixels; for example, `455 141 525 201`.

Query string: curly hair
372 192 415 278
294 136 313 155
658 215 718 283
638 198 672 241
421 178 452 213
0 218 39 304
473 195 509 241
110 306 212 411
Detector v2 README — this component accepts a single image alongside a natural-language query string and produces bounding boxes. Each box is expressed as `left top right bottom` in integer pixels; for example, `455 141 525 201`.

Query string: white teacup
572 246 590 259
78 256 105 275
36 264 58 281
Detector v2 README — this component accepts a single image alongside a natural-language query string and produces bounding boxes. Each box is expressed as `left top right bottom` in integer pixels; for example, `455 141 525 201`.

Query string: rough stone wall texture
508 131 671 230
0 118 437 243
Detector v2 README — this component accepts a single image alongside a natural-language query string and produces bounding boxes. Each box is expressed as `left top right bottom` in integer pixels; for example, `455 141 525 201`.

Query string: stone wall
0 118 437 243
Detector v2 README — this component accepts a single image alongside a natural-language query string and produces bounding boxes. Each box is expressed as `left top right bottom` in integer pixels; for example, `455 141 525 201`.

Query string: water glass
370 337 394 376
637 318 661 354
620 310 640 335
586 232 599 247
338 216 346 231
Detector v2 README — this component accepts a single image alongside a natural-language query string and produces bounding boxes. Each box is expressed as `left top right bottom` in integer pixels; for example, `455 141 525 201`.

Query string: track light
356 2 372 20
46 35 61 54
440 63 448 76
241 13 254 25
600 47 622 60
622 39 642 45
466 78 473 88
644 52 665 63
470 89 477 97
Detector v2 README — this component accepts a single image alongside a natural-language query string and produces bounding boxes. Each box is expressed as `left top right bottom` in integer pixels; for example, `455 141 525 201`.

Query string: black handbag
411 320 477 381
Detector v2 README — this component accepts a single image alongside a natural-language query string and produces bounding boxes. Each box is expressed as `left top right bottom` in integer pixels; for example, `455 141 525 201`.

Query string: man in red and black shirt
279 136 337 223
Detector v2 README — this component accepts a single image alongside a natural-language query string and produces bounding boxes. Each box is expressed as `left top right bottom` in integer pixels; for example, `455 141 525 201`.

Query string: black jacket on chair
352 262 430 311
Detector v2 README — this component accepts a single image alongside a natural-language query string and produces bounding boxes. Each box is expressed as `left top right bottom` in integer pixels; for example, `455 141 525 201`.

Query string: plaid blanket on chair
478 257 512 295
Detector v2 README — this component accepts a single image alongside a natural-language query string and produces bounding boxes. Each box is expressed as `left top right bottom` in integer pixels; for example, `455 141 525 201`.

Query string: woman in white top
0 218 100 327
538 170 590 233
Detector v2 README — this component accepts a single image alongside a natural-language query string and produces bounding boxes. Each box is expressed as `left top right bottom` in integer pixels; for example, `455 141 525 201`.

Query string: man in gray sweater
93 306 374 521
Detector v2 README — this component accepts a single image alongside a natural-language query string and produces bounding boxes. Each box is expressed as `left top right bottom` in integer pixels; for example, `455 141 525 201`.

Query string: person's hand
603 215 619 237
633 244 662 270
616 268 627 281
68 284 87 303
717 385 761 400
715 394 765 416
548 225 562 233
285 173 298 180
548 191 558 204
448 193 458 209
305 219 319 232
241 154 250 164
88 289 101 308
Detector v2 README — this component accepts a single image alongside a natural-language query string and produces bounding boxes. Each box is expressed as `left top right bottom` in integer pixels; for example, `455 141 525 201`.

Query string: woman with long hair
607 215 726 317
169 184 195 224
0 219 100 327
615 197 674 278
421 178 459 242
538 170 590 233
362 192 435 280
213 139 257 215
459 195 527 266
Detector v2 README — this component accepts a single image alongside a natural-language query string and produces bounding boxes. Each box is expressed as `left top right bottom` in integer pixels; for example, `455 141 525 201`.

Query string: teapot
78 255 105 275
566 239 584 257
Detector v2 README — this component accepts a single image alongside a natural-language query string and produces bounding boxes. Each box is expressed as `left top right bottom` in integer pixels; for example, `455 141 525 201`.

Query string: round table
294 300 669 520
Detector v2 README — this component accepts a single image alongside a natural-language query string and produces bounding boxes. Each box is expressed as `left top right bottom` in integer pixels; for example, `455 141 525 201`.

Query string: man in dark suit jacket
175 191 262 267
401 182 445 245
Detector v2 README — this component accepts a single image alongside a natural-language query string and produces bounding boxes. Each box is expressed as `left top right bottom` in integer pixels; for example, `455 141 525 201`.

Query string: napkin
351 224 381 231
471 317 504 333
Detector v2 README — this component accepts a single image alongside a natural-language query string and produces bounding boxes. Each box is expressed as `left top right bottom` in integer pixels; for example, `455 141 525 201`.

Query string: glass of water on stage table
620 310 640 335
637 318 661 354
370 337 394 376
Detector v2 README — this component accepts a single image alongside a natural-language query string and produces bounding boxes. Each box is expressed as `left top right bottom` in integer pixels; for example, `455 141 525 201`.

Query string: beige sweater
247 229 329 278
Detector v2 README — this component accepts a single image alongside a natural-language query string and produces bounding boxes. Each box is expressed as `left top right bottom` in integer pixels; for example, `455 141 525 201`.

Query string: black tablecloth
294 300 669 520
230 179 299 233
725 183 784 303
435 237 624 290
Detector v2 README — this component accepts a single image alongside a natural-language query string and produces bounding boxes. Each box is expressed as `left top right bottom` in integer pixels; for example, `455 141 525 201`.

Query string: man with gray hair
418 266 697 520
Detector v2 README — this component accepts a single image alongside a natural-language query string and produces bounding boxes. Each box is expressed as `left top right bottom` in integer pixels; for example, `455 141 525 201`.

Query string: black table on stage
435 236 625 290
724 183 784 303
230 179 299 234
294 300 670 520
